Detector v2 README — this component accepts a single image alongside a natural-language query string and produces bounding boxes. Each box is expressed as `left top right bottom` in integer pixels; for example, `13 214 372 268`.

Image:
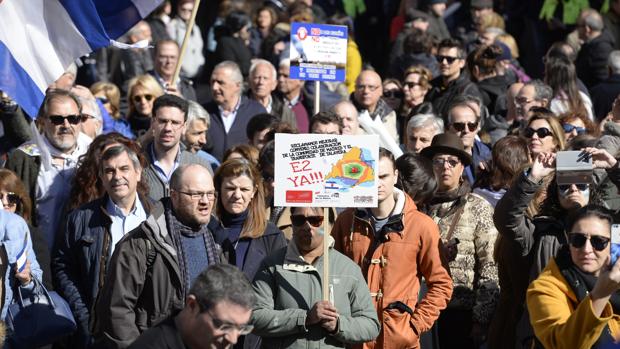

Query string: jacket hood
141 198 178 257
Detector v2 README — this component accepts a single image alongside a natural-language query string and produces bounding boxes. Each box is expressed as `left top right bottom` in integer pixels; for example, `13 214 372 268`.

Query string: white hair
407 113 444 135
187 100 211 128
249 59 277 80
213 60 243 84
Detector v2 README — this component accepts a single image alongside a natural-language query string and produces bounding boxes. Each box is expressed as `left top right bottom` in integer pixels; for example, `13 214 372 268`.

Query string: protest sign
274 133 379 208
289 22 348 82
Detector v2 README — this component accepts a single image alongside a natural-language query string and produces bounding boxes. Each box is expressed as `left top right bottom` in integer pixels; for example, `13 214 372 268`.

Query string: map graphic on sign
324 147 374 192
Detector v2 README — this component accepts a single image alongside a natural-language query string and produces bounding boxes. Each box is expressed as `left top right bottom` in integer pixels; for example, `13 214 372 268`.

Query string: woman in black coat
213 11 253 78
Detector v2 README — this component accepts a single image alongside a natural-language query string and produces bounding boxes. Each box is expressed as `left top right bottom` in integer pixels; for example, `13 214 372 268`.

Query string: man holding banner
251 206 380 348
332 148 453 349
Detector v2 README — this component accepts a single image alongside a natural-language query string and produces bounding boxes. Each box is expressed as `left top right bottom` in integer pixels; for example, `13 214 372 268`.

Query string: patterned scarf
165 208 220 297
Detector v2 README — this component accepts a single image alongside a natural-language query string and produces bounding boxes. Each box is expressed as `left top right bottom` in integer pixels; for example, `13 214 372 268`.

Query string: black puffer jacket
425 73 483 121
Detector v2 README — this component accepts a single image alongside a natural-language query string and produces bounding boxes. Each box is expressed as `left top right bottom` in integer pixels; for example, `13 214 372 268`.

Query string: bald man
332 101 365 135
352 70 399 142
94 163 225 348
576 8 615 88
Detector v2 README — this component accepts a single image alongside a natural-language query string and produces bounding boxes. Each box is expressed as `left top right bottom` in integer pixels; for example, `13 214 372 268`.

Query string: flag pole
323 207 330 301
171 0 201 87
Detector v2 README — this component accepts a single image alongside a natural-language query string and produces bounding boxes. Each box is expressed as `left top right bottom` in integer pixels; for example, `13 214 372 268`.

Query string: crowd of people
3 0 620 348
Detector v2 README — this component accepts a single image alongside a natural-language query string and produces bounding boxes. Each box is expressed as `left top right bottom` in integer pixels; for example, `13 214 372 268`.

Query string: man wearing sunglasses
446 99 491 184
425 38 482 120
129 264 255 349
252 205 380 348
95 164 226 348
6 89 90 250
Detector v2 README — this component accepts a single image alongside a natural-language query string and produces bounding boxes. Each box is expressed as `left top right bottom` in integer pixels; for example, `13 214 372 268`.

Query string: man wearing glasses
425 38 482 120
5 89 90 250
95 163 226 348
252 206 380 348
446 98 491 184
129 264 255 349
143 94 211 201
352 70 399 143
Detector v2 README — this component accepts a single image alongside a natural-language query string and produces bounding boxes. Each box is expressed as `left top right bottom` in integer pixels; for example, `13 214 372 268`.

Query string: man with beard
52 144 151 348
5 89 91 250
143 94 211 201
95 164 226 349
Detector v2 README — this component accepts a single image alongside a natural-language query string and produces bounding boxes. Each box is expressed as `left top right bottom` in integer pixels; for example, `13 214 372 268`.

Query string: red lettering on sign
286 190 313 203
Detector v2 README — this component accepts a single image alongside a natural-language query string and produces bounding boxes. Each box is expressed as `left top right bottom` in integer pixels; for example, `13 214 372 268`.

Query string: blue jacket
0 210 42 320
204 96 266 161
51 195 154 348
465 139 492 185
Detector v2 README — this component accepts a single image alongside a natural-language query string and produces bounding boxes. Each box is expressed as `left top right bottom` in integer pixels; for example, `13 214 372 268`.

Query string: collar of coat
282 235 335 272
353 187 407 236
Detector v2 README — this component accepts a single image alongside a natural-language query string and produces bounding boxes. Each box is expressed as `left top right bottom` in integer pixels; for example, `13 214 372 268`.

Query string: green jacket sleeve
251 264 309 337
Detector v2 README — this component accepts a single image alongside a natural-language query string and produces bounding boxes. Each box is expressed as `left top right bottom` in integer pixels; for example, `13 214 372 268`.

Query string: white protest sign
289 22 348 82
274 133 379 207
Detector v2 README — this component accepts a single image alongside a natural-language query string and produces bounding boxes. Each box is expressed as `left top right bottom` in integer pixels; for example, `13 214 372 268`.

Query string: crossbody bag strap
445 203 466 242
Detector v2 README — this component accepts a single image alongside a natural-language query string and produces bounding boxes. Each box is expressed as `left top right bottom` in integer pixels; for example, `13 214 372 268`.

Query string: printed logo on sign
286 190 313 203
311 28 321 35
297 27 308 40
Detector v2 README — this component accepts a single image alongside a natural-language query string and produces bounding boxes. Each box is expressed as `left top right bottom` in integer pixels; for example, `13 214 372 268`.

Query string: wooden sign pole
170 0 201 87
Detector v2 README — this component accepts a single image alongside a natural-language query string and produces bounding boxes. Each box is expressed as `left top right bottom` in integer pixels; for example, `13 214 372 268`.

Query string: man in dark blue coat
52 144 153 348
591 50 620 121
204 61 266 161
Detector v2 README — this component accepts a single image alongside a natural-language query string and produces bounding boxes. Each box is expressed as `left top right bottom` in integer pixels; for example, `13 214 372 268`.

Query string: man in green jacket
251 206 380 348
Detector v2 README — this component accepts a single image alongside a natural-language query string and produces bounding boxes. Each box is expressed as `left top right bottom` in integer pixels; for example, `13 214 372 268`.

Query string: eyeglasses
432 158 460 168
451 121 478 132
0 192 20 207
132 94 154 103
514 96 535 105
355 84 380 92
403 82 421 89
523 127 553 139
562 124 586 135
155 117 184 129
206 311 254 335
81 114 97 121
436 55 459 64
48 114 82 125
383 90 403 99
568 232 610 251
290 215 324 227
176 190 217 201
557 183 589 193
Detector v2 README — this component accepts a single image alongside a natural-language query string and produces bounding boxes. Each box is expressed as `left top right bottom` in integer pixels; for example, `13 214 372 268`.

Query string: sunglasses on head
133 94 154 103
558 183 589 192
562 124 586 135
523 127 553 139
0 192 20 206
568 232 610 251
436 55 459 64
383 90 403 99
48 114 82 125
451 121 478 132
290 215 324 227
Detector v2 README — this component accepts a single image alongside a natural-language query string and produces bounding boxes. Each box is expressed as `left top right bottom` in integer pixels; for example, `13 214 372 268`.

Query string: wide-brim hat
421 133 473 166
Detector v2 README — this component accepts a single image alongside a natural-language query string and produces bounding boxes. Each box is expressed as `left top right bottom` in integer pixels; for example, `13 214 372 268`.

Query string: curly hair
67 133 149 210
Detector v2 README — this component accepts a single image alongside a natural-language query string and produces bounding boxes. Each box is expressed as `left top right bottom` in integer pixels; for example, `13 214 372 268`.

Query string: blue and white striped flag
0 0 162 118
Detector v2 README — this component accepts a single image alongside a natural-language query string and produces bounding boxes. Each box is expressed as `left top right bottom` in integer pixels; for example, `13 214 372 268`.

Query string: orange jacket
332 190 453 349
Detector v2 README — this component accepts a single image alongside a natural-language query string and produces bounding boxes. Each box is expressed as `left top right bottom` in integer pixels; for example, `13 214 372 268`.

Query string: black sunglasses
451 121 478 132
558 183 589 192
291 215 324 227
523 127 553 139
436 55 459 64
132 94 154 103
0 192 20 206
383 90 403 99
568 232 610 251
48 114 82 125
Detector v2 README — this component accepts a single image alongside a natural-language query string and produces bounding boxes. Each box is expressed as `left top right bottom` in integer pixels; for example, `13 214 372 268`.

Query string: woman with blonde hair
90 82 134 138
126 74 164 139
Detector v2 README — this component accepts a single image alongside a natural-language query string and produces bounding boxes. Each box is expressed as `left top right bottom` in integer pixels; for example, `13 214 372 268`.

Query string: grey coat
251 239 380 349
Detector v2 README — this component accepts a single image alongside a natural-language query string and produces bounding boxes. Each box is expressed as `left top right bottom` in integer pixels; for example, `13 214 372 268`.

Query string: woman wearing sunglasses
494 147 619 348
523 109 566 159
126 74 164 139
0 169 51 289
558 112 596 144
527 205 620 349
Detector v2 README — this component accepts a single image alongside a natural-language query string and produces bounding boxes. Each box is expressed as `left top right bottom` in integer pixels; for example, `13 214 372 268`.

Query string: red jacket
332 190 453 349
